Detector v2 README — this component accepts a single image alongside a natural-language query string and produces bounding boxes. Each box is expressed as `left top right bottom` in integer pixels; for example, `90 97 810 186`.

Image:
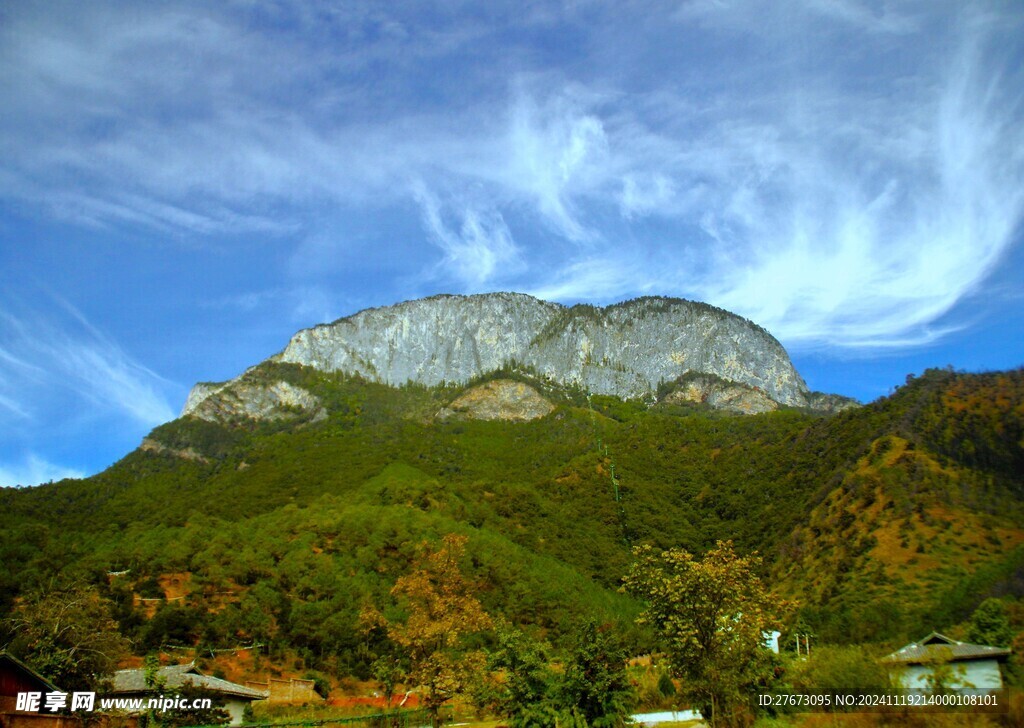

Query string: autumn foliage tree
386 534 492 727
624 540 785 728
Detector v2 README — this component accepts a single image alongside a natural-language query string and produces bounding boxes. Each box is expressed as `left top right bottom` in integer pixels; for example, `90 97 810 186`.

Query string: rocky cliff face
436 380 556 422
661 374 780 415
182 293 856 419
274 293 810 403
185 379 326 423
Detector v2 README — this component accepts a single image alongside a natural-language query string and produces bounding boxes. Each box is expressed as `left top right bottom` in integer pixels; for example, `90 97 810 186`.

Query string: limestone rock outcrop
183 379 325 423
436 380 556 422
661 375 780 415
181 293 859 419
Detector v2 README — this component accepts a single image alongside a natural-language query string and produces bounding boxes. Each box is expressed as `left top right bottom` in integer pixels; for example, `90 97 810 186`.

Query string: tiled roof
111 664 268 700
884 632 1012 665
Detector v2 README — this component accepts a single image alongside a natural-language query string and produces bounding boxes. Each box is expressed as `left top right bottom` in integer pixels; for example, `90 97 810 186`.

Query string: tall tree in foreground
386 534 492 728
624 540 784 728
1 582 129 691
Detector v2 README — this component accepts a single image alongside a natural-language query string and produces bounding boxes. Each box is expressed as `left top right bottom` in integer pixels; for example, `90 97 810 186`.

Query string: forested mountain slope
1 366 1021 677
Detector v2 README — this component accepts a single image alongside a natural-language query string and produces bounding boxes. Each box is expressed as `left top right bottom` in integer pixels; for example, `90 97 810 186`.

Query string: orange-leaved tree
387 534 492 728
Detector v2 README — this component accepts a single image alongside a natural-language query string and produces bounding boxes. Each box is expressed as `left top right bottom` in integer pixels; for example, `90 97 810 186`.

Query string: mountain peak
184 293 856 418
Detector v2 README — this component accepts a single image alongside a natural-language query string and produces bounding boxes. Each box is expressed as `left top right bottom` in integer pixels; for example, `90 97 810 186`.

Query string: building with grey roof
884 632 1011 691
110 663 267 725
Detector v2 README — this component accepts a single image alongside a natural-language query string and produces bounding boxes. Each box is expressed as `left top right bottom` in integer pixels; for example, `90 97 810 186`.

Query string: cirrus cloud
0 0 1021 351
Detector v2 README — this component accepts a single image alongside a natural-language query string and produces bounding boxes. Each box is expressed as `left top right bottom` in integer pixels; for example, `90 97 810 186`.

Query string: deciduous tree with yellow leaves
624 540 786 728
386 534 492 728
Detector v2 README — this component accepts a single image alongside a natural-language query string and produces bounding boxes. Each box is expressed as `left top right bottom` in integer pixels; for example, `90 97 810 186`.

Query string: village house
110 663 267 726
0 652 79 728
884 632 1011 691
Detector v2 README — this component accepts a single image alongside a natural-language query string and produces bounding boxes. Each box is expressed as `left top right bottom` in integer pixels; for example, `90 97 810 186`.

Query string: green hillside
2 365 1022 679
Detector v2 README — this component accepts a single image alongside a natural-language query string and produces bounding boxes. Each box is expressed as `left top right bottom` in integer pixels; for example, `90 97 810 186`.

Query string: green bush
786 645 892 696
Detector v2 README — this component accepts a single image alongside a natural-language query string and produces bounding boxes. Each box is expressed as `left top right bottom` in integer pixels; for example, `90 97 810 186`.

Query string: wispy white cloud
804 0 916 34
0 296 177 428
0 393 31 420
674 0 918 35
526 2 1024 349
0 454 85 488
527 255 653 304
58 339 177 425
1 0 1021 352
413 184 525 288
619 173 676 219
671 7 1024 347
501 86 611 242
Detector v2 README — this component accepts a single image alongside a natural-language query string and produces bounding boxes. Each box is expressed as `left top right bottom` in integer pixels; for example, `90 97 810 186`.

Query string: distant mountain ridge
183 293 856 417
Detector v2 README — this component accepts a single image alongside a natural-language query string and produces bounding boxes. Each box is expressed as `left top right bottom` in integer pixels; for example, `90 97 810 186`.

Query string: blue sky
2 0 1023 486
